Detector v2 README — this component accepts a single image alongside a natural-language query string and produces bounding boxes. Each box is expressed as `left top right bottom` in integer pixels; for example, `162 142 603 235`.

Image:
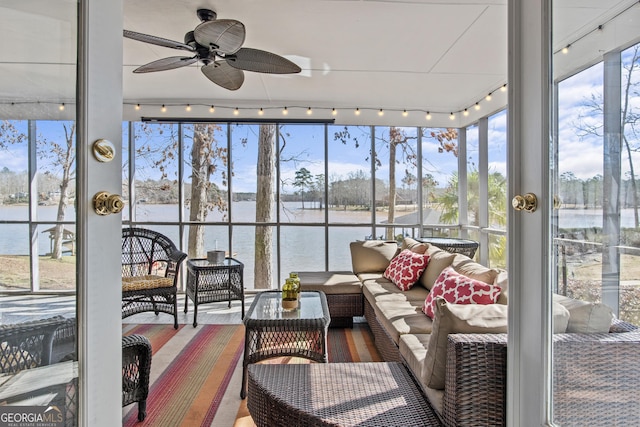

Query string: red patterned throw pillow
423 266 501 318
383 249 430 291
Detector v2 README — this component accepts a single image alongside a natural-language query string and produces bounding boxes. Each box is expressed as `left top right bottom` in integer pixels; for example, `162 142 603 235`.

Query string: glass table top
246 291 326 321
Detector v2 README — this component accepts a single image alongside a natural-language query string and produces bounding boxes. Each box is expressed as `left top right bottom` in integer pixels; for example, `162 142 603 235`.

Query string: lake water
2 203 639 288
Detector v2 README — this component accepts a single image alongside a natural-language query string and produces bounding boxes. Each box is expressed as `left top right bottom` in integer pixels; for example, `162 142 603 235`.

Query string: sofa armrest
553 331 640 426
444 331 640 427
609 318 638 333
443 333 507 427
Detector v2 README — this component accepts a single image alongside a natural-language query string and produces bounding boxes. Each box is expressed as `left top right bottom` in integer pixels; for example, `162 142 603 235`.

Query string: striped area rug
122 322 381 427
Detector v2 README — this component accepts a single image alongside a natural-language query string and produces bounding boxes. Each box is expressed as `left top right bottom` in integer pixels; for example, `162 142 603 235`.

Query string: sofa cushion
401 237 428 254
423 266 502 319
374 300 433 344
399 333 430 384
363 279 429 304
383 249 430 291
494 270 509 305
553 302 571 333
553 294 613 333
419 246 456 290
350 240 400 274
424 298 508 389
297 271 362 294
452 254 500 285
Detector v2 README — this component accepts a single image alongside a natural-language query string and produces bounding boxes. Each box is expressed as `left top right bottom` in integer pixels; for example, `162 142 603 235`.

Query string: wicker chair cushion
122 275 173 292
418 246 455 290
424 298 508 389
383 249 430 291
422 266 502 319
451 254 501 286
0 342 37 373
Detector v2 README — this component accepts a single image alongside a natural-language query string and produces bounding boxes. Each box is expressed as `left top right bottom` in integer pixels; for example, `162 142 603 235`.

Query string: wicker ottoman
247 362 442 427
297 271 363 328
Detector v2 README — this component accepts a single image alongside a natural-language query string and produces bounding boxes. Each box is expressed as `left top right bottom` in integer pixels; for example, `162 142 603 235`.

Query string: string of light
1 81 508 122
553 0 640 56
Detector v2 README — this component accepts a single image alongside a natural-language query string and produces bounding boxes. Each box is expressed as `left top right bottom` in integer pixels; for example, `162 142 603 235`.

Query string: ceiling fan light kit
124 8 301 90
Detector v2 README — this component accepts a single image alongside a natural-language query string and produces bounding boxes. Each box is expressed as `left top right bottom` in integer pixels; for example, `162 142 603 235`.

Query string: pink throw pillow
383 249 430 291
423 266 501 318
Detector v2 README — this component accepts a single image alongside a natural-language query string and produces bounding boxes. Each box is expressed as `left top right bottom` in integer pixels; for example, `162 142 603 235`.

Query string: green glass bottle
282 278 298 310
289 272 301 299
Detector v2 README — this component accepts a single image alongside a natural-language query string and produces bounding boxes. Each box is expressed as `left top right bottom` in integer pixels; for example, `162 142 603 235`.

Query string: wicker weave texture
121 227 187 329
247 362 442 427
552 331 640 426
444 334 507 427
364 298 402 362
0 316 68 373
122 334 152 422
185 258 244 327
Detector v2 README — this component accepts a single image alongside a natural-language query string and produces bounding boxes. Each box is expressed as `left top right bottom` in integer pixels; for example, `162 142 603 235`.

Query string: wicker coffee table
247 362 442 426
241 290 331 399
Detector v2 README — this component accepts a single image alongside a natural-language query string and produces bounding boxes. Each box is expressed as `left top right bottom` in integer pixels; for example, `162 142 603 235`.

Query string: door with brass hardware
512 193 538 213
93 191 125 215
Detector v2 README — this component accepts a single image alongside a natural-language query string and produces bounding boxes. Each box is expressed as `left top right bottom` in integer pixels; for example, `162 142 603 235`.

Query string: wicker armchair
0 316 68 374
123 334 152 422
122 227 187 329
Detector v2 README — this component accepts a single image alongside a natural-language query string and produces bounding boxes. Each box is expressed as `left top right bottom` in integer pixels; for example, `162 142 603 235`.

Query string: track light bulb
185 104 191 112
135 104 141 111
402 110 408 117
283 107 288 115
501 84 507 92
378 109 384 116
161 104 166 113
463 109 469 117
562 45 570 54
234 108 239 116
307 107 313 115
449 112 455 120
258 108 264 116
355 108 360 116
474 102 480 111
209 105 215 113
332 108 337 116
425 112 432 120
59 103 65 111
486 93 492 101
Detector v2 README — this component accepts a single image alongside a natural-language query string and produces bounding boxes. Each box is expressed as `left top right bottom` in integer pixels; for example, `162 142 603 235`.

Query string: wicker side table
241 291 331 399
418 237 479 258
184 258 244 327
247 362 442 427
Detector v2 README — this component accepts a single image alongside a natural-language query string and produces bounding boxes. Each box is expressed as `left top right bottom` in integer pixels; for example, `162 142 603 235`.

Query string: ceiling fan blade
194 19 246 54
133 56 199 73
124 29 195 52
227 48 301 74
201 60 245 91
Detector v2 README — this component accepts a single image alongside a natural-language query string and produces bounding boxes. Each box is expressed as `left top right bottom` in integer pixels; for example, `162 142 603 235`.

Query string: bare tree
254 125 276 289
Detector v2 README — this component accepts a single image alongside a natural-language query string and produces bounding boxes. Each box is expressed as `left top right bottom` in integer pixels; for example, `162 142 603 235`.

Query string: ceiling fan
124 8 301 91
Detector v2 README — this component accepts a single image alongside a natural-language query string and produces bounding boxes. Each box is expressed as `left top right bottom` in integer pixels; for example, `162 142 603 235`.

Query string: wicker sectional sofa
301 238 640 427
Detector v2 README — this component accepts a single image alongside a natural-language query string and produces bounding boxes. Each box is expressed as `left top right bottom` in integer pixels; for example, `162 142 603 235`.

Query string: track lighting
449 112 455 120
258 108 264 116
474 102 480 111
282 106 288 115
485 93 492 101
135 104 141 111
185 104 191 112
307 107 313 115
355 108 360 116
234 107 239 116
59 103 65 111
161 104 166 113
425 112 432 120
378 109 384 116
332 108 337 116
463 109 469 117
402 110 408 117
209 105 215 113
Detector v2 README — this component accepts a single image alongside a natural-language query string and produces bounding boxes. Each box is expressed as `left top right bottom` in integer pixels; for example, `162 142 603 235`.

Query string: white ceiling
1 0 639 126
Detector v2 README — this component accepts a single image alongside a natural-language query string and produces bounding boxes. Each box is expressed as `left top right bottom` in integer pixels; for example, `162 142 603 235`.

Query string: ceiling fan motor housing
197 9 217 22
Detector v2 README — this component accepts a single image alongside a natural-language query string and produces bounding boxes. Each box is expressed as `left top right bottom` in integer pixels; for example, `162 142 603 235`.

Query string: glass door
551 1 640 425
0 1 78 425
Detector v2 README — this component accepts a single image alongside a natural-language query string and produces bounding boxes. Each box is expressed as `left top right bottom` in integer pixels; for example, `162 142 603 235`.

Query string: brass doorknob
93 191 125 215
512 193 538 213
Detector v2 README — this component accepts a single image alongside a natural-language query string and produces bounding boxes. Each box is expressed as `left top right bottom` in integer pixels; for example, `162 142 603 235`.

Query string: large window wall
1 118 508 292
116 121 507 290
